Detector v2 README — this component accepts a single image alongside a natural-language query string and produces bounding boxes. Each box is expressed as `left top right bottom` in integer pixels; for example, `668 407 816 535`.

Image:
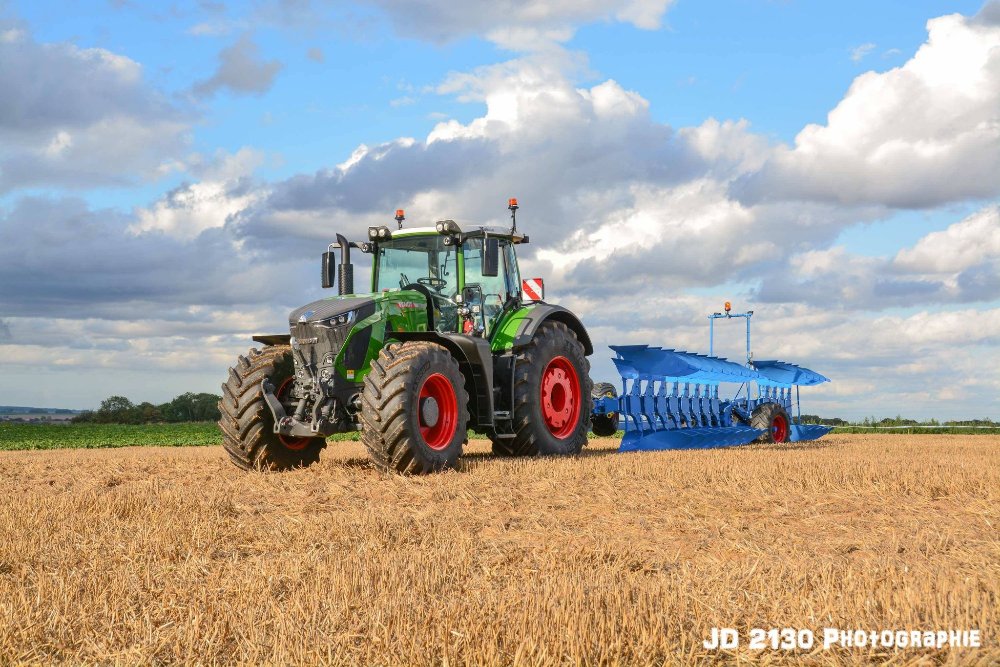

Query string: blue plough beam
592 345 832 452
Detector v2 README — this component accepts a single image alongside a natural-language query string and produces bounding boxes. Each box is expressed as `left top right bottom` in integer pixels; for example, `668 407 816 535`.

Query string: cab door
462 237 512 337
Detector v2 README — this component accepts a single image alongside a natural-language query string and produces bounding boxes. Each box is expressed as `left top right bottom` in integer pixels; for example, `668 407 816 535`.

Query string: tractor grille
292 321 347 351
291 321 348 371
287 298 376 384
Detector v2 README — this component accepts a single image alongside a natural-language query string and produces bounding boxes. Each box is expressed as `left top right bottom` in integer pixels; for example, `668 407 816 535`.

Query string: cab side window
502 241 520 299
464 238 510 335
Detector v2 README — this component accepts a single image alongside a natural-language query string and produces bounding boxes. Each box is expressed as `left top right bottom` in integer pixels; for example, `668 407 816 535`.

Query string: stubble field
0 433 996 665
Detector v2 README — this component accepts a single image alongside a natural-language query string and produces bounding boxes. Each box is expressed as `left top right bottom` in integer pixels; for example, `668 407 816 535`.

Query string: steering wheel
403 283 457 306
418 276 447 290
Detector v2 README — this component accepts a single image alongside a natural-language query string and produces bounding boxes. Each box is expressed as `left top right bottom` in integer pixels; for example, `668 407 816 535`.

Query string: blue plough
591 306 832 452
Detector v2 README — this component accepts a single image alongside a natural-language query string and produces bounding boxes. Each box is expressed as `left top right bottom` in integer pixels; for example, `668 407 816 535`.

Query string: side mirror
483 237 499 277
322 251 336 289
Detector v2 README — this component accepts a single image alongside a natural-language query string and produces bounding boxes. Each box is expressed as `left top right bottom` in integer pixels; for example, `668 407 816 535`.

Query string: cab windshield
375 235 459 332
375 235 458 295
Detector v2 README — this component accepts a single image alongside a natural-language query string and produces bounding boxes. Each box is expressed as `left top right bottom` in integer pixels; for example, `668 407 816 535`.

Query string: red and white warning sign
522 277 545 301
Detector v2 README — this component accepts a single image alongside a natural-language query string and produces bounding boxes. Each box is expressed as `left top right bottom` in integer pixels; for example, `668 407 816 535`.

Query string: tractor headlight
435 219 461 235
317 309 357 329
368 226 392 241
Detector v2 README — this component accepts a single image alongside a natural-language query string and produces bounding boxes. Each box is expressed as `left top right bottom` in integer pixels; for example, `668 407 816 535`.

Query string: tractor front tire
494 321 592 457
751 402 791 444
219 346 326 470
590 381 619 437
361 342 469 474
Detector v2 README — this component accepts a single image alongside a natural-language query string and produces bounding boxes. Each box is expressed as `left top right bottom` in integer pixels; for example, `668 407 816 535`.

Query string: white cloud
188 146 268 182
192 35 284 98
735 10 1000 208
0 27 26 43
763 305 1000 419
849 42 876 62
129 180 265 240
894 204 1000 273
364 0 675 50
753 205 1000 310
2 116 191 192
128 148 268 240
306 46 325 63
243 53 877 294
0 24 191 193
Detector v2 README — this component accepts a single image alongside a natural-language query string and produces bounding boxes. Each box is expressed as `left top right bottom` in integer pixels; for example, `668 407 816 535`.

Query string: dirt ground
0 434 997 665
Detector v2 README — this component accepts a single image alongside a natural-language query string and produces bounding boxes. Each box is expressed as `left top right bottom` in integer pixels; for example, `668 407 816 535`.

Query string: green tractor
219 200 595 473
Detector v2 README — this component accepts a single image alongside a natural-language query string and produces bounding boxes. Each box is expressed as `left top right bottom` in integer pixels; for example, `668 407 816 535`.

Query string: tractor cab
365 222 526 339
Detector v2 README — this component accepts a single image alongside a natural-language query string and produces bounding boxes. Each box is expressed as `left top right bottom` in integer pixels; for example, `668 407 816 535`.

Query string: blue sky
12 1 982 184
1 0 998 419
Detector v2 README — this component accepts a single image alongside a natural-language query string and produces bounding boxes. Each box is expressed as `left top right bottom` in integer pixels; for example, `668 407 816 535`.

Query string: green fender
491 304 593 355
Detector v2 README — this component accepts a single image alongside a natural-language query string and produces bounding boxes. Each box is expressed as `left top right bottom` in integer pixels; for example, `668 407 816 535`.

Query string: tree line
72 393 221 424
800 414 997 427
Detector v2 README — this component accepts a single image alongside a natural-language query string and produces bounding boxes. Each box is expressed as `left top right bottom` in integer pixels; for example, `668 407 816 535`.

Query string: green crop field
0 423 222 450
0 423 369 451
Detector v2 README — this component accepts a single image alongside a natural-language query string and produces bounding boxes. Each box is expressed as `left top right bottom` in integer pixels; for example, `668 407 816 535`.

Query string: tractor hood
288 295 376 326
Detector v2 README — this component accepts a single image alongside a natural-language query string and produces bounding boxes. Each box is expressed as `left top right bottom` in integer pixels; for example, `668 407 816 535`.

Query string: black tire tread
592 381 616 398
360 342 469 474
751 402 790 444
590 380 619 437
489 321 592 457
218 345 326 470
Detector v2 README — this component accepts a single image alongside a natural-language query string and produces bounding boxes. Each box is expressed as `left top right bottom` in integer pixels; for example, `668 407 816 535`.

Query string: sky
0 0 998 420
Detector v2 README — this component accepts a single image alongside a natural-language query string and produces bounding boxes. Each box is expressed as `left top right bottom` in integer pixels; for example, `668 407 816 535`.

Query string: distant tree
799 414 848 426
192 393 222 421
71 410 95 423
156 401 178 422
945 418 998 427
72 392 222 424
96 396 136 423
136 402 162 423
165 393 221 422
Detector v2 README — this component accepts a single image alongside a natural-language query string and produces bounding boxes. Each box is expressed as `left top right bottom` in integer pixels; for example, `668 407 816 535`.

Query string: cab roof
390 222 527 244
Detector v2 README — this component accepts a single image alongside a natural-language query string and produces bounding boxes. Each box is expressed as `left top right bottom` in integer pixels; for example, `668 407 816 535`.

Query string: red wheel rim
418 373 458 450
772 413 788 443
275 377 312 451
540 356 581 439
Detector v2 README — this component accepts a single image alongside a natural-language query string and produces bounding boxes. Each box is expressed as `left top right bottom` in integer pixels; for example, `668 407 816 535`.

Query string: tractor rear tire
751 402 791 444
493 321 592 457
361 342 469 474
590 381 619 437
219 346 327 470
489 433 533 457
